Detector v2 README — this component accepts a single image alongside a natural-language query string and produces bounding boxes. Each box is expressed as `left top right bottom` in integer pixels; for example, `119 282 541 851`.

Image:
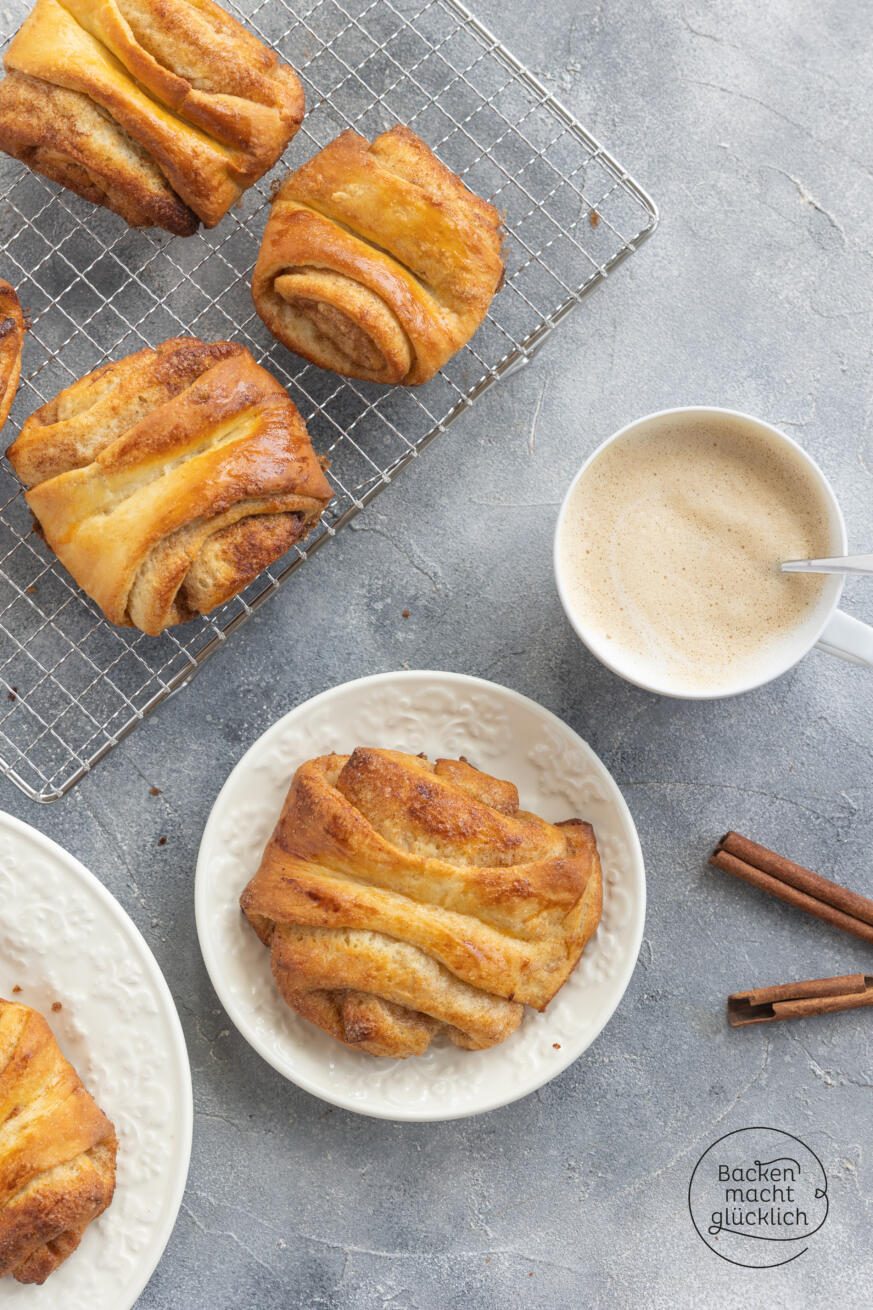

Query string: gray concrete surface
5 0 873 1305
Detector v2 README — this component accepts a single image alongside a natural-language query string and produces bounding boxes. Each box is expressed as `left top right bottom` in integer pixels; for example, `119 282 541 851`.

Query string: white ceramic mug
553 406 873 699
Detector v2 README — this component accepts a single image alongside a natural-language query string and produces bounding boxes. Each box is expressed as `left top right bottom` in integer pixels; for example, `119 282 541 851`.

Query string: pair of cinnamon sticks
711 831 873 1027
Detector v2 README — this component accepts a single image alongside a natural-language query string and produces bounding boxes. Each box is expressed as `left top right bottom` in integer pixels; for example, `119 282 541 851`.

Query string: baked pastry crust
241 748 603 1058
0 71 199 235
7 337 333 635
0 281 24 435
252 126 505 384
0 0 304 231
0 998 117 1285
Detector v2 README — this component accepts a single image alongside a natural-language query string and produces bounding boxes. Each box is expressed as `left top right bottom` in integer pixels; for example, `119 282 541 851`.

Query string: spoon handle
782 553 873 576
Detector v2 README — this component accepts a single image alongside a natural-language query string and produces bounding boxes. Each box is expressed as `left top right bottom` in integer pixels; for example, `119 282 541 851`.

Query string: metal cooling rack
0 0 657 801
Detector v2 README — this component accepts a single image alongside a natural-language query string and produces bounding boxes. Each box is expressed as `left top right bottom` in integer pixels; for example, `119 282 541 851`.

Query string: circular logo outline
688 1126 829 1268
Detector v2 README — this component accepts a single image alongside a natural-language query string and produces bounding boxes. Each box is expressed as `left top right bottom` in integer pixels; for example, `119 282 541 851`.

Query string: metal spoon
782 553 873 576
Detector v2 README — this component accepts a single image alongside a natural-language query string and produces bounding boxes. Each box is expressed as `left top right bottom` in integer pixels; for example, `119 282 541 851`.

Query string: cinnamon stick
728 973 873 1026
710 831 873 946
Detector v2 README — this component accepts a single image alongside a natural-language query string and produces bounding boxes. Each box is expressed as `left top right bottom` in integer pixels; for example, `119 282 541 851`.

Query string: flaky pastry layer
7 337 333 634
252 126 504 384
241 748 602 1058
0 999 117 1285
0 0 304 231
0 281 24 436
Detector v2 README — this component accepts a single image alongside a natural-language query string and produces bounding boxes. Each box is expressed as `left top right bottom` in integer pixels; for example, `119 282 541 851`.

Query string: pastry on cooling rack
6 337 333 635
252 125 505 384
0 280 24 435
0 997 117 1285
0 0 305 234
240 748 602 1058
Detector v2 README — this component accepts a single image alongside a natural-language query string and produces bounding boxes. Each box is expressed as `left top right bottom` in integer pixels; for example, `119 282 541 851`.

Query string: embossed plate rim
0 812 193 1309
195 670 646 1121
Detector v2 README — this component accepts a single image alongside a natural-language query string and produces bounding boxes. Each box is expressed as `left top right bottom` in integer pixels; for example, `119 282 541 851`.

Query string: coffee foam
557 414 834 694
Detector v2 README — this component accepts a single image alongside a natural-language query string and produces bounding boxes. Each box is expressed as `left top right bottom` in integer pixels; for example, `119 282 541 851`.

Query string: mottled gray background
6 0 873 1305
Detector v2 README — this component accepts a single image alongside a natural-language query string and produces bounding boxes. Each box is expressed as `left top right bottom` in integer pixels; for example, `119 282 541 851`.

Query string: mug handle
817 609 873 666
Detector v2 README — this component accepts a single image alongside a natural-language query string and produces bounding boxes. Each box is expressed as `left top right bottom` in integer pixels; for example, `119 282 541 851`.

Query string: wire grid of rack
0 0 657 801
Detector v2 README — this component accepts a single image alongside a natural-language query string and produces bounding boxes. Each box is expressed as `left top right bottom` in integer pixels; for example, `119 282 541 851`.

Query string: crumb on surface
149 785 162 796
51 1001 62 1012
589 209 600 227
402 608 411 618
552 1042 561 1049
11 984 21 993
158 835 167 846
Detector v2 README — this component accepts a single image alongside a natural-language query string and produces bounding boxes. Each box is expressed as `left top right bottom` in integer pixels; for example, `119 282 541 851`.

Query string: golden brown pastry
7 337 333 635
0 0 305 233
0 281 24 435
241 748 602 1058
0 73 199 235
252 126 504 384
0 998 117 1285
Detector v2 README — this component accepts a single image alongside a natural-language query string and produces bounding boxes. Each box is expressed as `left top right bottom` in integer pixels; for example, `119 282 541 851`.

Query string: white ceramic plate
196 671 645 1121
0 813 192 1309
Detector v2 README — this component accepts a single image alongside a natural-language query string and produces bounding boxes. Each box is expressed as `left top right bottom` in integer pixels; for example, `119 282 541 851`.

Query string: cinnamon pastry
0 0 305 233
7 337 333 635
0 281 24 435
0 998 117 1285
252 126 504 384
240 748 602 1058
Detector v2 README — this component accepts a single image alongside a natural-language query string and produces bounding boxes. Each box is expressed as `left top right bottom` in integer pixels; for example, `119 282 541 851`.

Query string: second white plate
195 670 645 1121
0 813 192 1309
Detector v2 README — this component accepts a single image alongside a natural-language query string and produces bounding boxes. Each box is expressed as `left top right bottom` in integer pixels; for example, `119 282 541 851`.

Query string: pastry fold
0 281 24 435
252 126 504 384
7 337 333 635
241 748 602 1058
0 998 117 1285
0 0 304 232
